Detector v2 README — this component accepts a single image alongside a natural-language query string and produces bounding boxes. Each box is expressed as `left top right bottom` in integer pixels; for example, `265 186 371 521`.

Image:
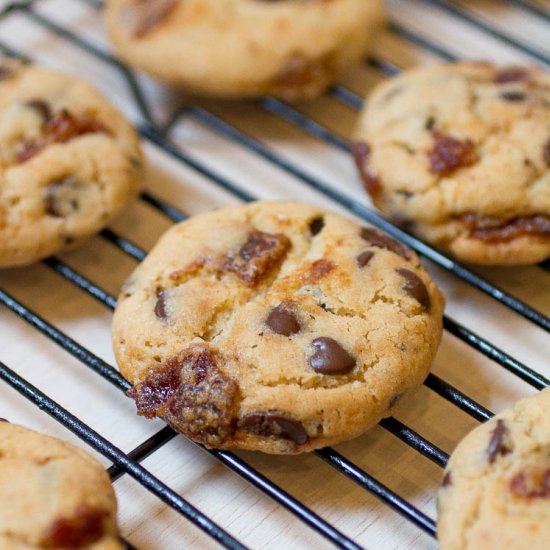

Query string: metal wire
0 1 548 548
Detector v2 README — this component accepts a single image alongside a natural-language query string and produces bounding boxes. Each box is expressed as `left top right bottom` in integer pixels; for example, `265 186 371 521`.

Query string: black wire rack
0 1 548 548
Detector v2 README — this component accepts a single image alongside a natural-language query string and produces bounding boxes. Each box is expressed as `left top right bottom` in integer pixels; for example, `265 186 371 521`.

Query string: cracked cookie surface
104 0 384 100
113 201 444 453
438 388 550 550
0 422 122 549
352 61 550 265
0 60 142 267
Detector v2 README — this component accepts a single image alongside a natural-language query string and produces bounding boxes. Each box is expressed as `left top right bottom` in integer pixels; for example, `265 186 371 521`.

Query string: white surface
0 1 549 548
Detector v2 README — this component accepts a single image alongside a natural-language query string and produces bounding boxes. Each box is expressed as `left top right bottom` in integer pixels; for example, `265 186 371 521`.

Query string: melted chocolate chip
128 345 238 448
500 91 526 102
127 0 177 37
493 68 529 84
43 505 106 549
428 130 478 175
239 411 308 445
225 230 291 287
154 288 168 321
543 138 550 167
266 304 301 336
487 419 511 463
360 227 411 260
351 142 382 200
396 269 431 311
0 418 9 422
309 216 325 236
309 337 356 375
26 99 52 122
44 176 83 218
356 250 375 267
510 468 550 498
442 471 452 487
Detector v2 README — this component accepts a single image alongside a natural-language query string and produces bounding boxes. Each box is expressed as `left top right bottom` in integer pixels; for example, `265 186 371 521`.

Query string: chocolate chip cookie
438 388 550 549
112 201 444 454
104 0 384 100
0 421 122 549
0 60 142 267
352 62 550 265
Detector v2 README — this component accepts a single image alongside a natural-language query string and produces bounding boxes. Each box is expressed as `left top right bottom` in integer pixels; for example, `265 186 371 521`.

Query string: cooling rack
0 0 548 548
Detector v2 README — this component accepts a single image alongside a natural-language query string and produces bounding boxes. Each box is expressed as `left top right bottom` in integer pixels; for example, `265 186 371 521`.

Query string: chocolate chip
428 130 478 175
396 268 431 311
442 471 452 487
309 337 356 375
510 468 550 498
356 250 374 267
425 116 436 131
154 288 168 321
225 230 291 287
44 505 107 549
487 419 511 463
543 138 550 167
493 68 529 84
309 216 325 236
360 227 412 260
0 418 9 422
266 304 301 336
239 411 308 445
45 176 84 218
127 0 177 37
26 99 52 122
351 142 382 200
500 91 526 102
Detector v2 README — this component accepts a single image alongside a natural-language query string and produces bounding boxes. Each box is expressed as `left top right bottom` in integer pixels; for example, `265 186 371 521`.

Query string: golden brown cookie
0 421 122 549
438 388 550 550
112 201 444 454
104 0 384 100
0 60 142 267
352 62 550 265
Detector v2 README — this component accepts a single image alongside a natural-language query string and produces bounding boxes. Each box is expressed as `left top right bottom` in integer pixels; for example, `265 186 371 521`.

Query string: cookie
0 421 122 549
352 62 550 265
438 388 550 549
104 0 384 100
0 59 142 267
112 201 444 454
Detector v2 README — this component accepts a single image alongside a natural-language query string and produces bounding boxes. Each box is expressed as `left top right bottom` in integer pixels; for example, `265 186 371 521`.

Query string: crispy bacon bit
128 344 238 448
487 419 512 463
276 54 325 89
239 411 308 445
16 110 109 163
127 0 177 38
225 230 291 287
303 258 335 284
428 130 478 175
461 214 550 243
351 142 382 200
493 68 529 84
43 505 107 549
510 467 550 499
